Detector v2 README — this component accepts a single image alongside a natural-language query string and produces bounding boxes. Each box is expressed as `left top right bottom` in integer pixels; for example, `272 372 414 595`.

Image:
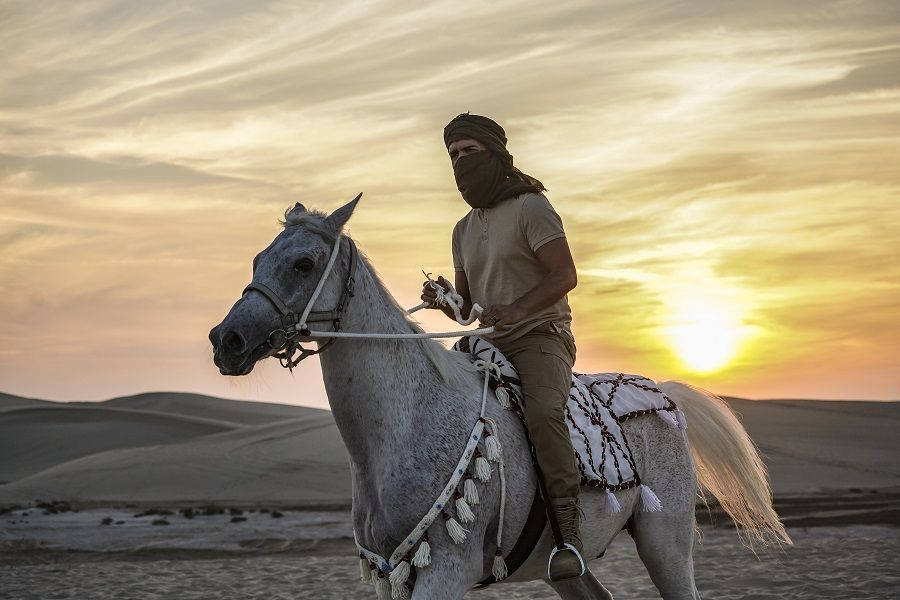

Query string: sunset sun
665 299 744 373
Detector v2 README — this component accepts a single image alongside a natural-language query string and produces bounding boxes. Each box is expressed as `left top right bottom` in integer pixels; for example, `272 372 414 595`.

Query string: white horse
210 196 790 600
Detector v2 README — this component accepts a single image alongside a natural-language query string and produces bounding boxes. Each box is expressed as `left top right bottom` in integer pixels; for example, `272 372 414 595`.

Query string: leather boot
548 496 585 581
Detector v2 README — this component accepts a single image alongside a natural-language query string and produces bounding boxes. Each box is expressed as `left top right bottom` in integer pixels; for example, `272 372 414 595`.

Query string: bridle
241 233 357 370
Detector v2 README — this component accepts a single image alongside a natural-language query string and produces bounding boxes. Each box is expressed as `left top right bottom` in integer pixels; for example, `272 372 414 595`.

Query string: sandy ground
2 392 898 598
2 526 898 599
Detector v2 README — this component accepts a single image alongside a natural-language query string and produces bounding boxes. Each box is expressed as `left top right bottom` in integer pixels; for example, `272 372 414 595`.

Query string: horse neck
317 251 472 468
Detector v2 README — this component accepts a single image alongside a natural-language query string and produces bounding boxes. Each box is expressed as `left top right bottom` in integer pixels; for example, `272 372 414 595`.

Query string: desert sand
1 390 898 598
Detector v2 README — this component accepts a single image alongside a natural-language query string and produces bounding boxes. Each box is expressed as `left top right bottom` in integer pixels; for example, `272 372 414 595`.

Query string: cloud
0 0 898 403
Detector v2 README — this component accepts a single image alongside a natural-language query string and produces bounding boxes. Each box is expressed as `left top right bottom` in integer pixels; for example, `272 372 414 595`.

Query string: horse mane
356 250 478 389
282 207 476 389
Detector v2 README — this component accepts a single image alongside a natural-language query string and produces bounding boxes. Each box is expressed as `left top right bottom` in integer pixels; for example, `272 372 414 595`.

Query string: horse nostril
222 329 246 354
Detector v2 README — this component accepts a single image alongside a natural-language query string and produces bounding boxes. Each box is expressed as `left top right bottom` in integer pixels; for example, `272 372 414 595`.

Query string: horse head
209 193 361 375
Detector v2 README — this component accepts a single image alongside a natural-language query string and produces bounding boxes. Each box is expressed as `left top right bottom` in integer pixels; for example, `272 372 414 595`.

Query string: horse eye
293 258 314 272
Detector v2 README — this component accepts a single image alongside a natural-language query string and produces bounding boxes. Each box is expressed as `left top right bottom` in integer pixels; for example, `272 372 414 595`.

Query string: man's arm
479 237 577 327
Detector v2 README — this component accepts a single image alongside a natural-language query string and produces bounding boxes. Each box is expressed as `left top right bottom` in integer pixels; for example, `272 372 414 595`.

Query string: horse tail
659 381 792 546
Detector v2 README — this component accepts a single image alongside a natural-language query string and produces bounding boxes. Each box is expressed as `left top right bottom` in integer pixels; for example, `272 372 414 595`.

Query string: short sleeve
451 222 465 272
520 194 565 252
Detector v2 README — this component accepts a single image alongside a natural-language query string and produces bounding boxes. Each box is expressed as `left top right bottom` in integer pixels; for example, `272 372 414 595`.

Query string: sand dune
0 404 236 482
1 391 897 506
0 394 349 505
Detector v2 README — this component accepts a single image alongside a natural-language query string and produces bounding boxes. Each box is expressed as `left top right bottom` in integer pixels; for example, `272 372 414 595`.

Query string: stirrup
547 542 586 580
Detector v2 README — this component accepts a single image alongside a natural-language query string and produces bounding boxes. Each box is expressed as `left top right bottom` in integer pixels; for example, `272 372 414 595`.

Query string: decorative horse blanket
454 336 686 493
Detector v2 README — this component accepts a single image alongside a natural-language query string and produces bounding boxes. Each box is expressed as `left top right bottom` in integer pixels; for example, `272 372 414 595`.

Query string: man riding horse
421 113 583 581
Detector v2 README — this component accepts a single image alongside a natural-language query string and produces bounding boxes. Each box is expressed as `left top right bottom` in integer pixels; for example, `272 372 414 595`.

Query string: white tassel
475 455 492 482
495 386 511 408
374 573 391 599
464 477 480 505
639 484 662 512
604 489 621 514
492 551 508 580
485 434 502 463
456 496 475 524
389 561 411 599
675 409 687 430
359 556 372 583
412 538 431 567
445 515 468 544
657 409 679 429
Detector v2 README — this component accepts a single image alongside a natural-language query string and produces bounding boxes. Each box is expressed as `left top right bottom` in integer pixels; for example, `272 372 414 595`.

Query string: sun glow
664 298 745 373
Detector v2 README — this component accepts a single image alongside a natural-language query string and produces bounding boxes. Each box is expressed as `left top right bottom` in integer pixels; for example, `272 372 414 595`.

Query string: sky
1 0 898 408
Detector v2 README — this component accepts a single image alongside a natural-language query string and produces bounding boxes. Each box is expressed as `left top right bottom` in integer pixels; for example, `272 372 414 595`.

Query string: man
421 113 583 581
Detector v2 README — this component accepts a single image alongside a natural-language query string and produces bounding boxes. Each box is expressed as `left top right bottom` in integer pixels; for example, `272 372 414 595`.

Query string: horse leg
631 508 699 599
548 571 615 600
629 418 701 599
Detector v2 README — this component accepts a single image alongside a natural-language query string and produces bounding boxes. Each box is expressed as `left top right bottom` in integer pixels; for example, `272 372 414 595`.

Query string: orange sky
1 1 898 407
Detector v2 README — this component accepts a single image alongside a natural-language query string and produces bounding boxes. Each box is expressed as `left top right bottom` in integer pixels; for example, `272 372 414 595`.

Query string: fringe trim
412 536 431 567
374 572 391 599
359 555 372 583
485 433 502 462
492 549 508 580
495 386 511 409
604 489 621 514
443 512 468 544
657 409 679 429
675 408 687 430
464 476 479 505
456 496 475 524
389 560 411 599
639 484 663 512
474 454 492 482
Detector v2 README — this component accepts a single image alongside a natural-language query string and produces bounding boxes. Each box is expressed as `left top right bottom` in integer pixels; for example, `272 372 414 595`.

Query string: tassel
464 476 480 505
604 489 621 514
443 512 467 544
495 385 511 408
492 549 508 580
675 409 687 430
485 432 502 463
474 450 492 482
389 560 411 599
639 484 662 512
374 572 391 599
455 493 475 524
359 555 372 583
657 409 678 429
412 534 431 567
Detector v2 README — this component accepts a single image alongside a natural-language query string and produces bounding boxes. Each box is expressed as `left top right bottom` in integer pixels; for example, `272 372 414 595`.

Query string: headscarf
443 113 545 209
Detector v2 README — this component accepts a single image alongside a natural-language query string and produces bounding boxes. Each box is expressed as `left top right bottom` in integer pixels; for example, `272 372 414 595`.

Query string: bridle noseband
241 234 357 370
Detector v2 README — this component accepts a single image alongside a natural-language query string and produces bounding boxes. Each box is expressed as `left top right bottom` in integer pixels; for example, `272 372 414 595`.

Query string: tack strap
475 483 546 587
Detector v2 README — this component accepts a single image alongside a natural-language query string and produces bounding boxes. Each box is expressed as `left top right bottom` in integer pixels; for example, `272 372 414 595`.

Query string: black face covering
453 151 537 209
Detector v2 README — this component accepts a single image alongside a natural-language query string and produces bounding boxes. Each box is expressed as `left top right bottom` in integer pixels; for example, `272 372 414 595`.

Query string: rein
243 233 494 371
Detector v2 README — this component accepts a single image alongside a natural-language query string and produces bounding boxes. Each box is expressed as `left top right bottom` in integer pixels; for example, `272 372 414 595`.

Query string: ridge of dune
0 404 240 482
91 391 312 426
0 412 350 505
0 392 56 413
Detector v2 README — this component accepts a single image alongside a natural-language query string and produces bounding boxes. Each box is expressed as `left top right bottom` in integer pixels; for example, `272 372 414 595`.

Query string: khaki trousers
496 321 580 499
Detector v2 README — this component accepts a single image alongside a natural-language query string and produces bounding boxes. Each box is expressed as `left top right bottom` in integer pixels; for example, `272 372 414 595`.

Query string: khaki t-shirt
451 192 573 346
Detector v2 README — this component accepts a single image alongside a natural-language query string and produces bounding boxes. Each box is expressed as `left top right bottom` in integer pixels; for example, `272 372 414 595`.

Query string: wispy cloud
1 0 898 404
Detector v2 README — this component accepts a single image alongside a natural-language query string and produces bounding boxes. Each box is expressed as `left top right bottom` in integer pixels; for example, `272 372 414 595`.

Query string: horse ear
324 192 362 233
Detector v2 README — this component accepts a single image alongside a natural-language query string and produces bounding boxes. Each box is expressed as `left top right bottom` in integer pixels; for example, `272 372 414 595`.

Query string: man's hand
420 275 451 308
479 303 529 328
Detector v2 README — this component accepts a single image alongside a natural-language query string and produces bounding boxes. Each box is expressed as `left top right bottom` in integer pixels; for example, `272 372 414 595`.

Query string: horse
209 195 790 600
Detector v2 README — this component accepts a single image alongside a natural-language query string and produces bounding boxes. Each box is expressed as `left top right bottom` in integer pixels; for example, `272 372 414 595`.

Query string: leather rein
241 235 357 371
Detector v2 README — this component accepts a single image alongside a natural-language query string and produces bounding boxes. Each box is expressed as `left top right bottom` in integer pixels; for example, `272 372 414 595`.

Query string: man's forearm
511 269 576 317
